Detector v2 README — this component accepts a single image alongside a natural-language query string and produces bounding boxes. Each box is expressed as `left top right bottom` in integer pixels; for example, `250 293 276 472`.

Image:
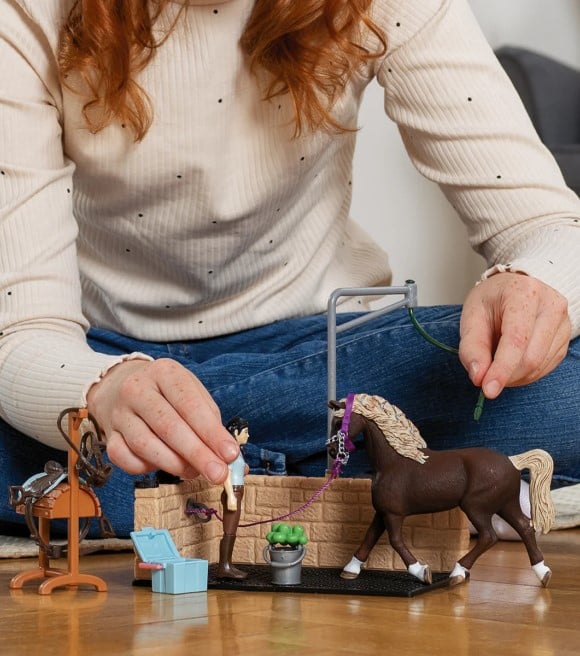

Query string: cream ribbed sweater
1 0 580 448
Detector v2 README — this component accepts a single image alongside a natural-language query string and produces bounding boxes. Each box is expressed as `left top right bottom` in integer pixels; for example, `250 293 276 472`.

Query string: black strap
9 409 116 558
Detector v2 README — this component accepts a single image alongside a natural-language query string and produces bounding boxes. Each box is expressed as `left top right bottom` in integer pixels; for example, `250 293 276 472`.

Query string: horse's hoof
448 575 467 588
340 570 360 580
448 562 470 587
532 560 552 586
408 561 431 583
541 570 552 588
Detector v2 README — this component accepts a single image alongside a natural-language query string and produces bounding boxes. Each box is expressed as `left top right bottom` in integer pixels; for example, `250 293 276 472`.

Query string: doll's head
225 417 250 446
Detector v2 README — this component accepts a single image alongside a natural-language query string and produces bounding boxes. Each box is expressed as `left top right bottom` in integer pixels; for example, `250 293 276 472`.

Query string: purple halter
327 393 357 466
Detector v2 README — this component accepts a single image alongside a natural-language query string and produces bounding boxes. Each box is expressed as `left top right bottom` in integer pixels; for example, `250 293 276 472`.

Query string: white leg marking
408 561 430 582
449 562 469 581
340 556 365 579
532 560 552 586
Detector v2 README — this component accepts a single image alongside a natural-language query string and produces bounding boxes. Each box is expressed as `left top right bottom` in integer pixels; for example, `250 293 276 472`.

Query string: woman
1 0 579 536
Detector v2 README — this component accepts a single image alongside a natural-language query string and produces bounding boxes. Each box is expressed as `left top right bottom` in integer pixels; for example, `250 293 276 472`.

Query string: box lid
130 527 182 564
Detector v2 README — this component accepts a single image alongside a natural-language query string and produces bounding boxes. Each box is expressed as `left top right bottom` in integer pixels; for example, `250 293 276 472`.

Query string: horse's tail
509 449 555 534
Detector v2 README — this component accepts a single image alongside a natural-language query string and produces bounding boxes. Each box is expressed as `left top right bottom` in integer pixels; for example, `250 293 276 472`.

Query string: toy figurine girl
217 418 250 579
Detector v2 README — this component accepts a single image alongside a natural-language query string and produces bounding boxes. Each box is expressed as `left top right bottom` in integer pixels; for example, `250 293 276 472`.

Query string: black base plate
206 564 450 597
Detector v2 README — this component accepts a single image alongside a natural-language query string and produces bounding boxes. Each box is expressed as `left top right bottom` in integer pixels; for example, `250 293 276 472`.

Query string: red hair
58 0 386 141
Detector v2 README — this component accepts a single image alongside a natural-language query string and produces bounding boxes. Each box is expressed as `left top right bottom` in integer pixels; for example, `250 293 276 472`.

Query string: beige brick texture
134 475 470 575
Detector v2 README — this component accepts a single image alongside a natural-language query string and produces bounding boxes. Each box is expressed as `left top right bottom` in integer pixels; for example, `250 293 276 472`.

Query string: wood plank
0 528 578 655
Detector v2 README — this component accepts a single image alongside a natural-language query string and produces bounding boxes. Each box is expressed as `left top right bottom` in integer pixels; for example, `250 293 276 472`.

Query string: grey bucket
263 544 306 585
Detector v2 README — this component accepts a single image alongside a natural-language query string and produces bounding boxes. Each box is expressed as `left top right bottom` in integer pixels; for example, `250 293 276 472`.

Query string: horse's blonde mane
334 394 429 464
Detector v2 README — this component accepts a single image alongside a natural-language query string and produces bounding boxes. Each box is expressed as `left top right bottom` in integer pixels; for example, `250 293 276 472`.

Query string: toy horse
328 394 555 587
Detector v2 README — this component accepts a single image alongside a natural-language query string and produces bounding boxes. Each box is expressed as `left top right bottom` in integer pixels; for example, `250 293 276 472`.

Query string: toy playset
7 284 555 596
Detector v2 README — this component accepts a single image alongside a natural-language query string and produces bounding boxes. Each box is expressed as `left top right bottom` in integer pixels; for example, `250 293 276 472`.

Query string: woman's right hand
86 358 239 483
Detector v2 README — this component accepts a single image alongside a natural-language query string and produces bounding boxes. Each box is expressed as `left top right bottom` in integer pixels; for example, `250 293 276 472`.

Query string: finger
107 425 203 480
107 431 150 474
154 362 238 460
106 430 162 475
480 301 537 398
115 360 237 477
140 404 230 483
115 412 199 473
459 300 495 386
508 314 571 386
538 325 570 379
182 367 222 420
125 386 231 483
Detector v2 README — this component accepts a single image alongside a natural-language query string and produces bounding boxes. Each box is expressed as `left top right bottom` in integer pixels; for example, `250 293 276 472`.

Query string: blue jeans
1 305 579 537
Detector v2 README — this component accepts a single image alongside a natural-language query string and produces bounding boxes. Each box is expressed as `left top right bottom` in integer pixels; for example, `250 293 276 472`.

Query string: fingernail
483 380 500 398
206 460 226 483
183 467 199 480
469 361 480 378
221 441 239 461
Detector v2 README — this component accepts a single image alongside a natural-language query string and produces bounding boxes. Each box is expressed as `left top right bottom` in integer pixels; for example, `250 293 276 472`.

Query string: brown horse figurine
328 394 555 587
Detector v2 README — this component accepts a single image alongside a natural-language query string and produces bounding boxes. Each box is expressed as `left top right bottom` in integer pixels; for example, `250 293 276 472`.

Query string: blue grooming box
130 527 208 594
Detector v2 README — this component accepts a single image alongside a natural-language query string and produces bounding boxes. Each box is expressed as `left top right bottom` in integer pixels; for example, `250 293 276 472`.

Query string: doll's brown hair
58 0 386 141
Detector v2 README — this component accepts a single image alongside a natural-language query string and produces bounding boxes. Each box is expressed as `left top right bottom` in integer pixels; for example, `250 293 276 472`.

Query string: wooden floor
1 529 579 655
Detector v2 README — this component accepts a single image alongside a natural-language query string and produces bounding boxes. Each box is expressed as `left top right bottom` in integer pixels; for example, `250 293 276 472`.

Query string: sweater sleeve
0 1 150 450
373 0 580 337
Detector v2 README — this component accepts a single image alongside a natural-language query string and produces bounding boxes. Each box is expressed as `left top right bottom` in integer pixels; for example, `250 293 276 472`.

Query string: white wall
351 0 580 305
469 0 580 65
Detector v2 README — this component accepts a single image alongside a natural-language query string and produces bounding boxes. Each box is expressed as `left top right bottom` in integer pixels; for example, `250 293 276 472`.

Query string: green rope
473 389 486 421
408 307 460 355
407 306 485 421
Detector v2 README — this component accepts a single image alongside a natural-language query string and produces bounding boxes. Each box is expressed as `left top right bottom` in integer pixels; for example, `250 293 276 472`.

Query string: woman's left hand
459 272 571 398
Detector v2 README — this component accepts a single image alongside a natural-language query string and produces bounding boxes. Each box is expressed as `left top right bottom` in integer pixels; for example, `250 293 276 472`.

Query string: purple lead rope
341 393 357 453
185 461 343 528
186 394 356 527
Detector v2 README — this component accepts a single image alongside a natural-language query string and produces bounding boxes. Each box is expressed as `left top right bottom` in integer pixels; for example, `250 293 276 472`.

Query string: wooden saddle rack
9 409 110 594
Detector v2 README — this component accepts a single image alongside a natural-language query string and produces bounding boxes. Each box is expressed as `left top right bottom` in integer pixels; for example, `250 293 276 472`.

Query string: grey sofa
496 46 580 195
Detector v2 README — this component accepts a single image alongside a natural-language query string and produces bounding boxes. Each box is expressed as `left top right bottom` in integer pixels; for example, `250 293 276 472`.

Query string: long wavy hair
58 0 386 141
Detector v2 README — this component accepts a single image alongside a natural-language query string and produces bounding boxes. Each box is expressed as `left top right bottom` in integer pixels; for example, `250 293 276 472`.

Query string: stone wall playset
134 475 470 577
